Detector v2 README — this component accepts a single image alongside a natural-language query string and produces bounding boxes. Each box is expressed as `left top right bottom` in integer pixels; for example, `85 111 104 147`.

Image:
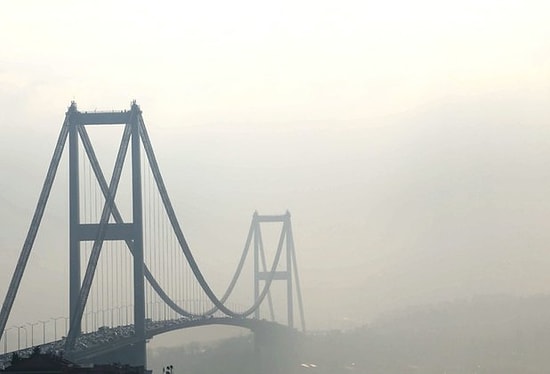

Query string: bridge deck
0 317 291 367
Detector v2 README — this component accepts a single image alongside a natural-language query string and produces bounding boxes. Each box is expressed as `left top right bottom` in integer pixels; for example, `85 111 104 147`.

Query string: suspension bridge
0 102 305 368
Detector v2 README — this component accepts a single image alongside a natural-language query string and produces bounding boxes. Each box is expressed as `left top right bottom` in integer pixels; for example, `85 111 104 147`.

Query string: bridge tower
0 101 148 366
66 101 146 364
252 212 305 330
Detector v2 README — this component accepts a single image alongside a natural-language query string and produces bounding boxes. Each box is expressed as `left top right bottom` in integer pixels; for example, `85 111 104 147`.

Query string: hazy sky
1 0 550 339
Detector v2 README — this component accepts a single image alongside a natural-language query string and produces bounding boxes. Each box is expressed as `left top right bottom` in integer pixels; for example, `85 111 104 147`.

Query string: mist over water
1 1 550 372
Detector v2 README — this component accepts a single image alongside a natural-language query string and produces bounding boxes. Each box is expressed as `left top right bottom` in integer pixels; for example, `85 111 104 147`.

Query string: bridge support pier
253 324 298 374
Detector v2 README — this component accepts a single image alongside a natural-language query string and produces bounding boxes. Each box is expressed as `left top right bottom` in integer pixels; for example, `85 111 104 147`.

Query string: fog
1 0 550 354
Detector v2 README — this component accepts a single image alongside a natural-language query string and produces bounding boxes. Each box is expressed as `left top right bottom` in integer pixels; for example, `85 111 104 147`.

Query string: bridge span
0 102 306 368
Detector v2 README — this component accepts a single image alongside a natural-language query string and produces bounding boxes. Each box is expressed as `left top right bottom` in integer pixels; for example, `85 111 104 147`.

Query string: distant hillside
148 295 550 374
